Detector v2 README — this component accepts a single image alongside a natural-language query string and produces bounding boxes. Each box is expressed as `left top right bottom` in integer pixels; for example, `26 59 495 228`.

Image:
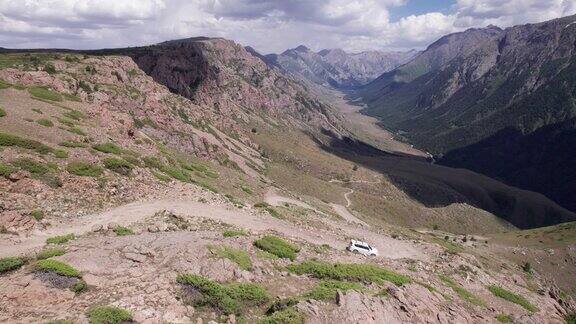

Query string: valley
0 14 575 324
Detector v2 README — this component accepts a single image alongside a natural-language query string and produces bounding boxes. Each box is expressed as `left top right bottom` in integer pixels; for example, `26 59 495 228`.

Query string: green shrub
11 158 50 175
67 161 102 177
253 235 300 260
495 314 512 323
488 285 537 312
0 132 53 154
0 163 15 177
143 156 165 169
287 260 411 286
87 306 132 324
54 149 69 159
46 233 75 245
0 257 24 273
93 142 123 155
36 247 66 260
67 126 86 136
35 259 81 277
210 246 252 270
59 140 87 148
305 280 363 301
44 63 57 74
63 110 84 121
28 86 63 102
113 226 134 236
176 274 269 315
521 262 532 274
103 157 133 176
240 185 253 194
439 275 485 306
161 165 190 182
57 117 75 127
36 118 54 127
0 107 6 117
259 307 304 324
71 279 87 293
223 229 248 237
31 209 43 221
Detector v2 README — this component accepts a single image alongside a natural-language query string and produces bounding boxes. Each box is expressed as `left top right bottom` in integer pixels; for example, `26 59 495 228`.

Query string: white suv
347 239 379 256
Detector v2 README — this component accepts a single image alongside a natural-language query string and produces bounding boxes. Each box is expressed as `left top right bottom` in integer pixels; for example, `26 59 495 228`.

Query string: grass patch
488 285 537 312
223 229 248 237
304 280 364 301
31 209 43 221
439 275 485 306
36 118 54 127
253 235 300 260
0 162 16 177
0 132 53 155
177 274 269 315
59 140 87 148
35 259 81 277
36 247 66 260
240 185 253 194
288 260 411 286
260 307 304 324
54 149 69 159
495 314 513 323
151 170 171 182
160 165 191 182
67 126 86 136
0 257 24 273
113 226 134 236
103 157 133 176
67 161 103 177
62 110 84 121
28 86 63 102
87 306 132 324
11 158 51 175
143 156 165 169
209 245 252 271
46 233 75 245
93 142 123 155
70 279 87 293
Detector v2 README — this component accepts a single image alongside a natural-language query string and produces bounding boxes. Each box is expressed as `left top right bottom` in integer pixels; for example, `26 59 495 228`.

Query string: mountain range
357 14 576 214
263 45 417 89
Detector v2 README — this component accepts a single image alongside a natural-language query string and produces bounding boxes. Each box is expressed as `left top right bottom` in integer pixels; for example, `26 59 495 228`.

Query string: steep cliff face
118 38 344 134
265 46 416 89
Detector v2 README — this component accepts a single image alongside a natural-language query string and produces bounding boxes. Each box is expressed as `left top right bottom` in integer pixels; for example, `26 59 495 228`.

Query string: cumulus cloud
0 0 574 52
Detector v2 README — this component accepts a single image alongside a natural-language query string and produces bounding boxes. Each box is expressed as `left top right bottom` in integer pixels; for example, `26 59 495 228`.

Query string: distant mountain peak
294 45 310 52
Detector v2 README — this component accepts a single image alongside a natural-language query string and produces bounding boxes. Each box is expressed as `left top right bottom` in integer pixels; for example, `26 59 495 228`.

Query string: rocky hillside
357 14 576 214
265 46 416 89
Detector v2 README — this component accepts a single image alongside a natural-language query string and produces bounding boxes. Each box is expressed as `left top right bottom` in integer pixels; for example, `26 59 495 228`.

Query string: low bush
0 132 53 155
31 209 43 221
103 157 133 176
439 275 485 306
488 285 537 312
54 149 69 159
67 161 103 177
143 156 165 169
0 257 24 273
305 280 363 301
496 314 513 323
177 274 269 315
210 245 252 271
35 259 81 277
63 110 84 121
11 158 51 175
67 126 86 136
0 107 6 117
259 307 304 324
93 142 123 155
59 140 87 148
253 235 300 260
0 162 15 177
36 247 66 260
87 306 132 324
28 86 63 102
287 260 411 286
36 118 54 127
113 226 134 236
46 233 75 245
70 279 87 293
223 229 248 237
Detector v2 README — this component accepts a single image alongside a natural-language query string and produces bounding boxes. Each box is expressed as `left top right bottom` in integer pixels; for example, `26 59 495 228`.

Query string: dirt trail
1 199 426 260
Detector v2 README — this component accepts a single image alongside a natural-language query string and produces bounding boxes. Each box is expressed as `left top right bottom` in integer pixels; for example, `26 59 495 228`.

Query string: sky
0 0 575 54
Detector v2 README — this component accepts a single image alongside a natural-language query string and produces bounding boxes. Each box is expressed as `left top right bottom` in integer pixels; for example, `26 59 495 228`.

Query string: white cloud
0 0 573 52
